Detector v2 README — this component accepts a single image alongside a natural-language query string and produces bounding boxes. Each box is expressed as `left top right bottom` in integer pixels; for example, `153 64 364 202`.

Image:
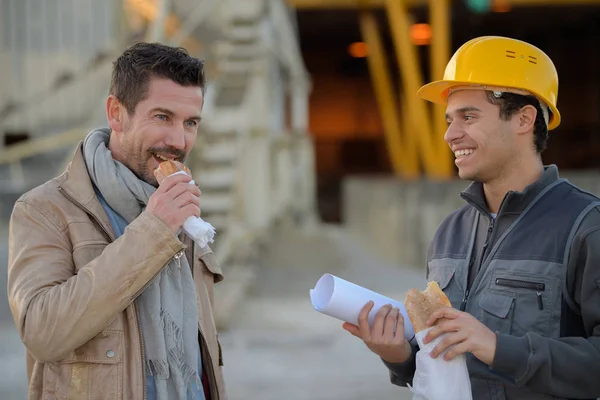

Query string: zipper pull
537 292 543 310
460 289 470 311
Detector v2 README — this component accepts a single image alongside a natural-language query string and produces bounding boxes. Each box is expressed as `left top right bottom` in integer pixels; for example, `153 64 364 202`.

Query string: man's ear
106 95 124 134
515 105 537 135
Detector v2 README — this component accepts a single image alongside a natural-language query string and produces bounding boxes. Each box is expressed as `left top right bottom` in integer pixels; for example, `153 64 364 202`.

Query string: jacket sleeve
489 226 600 399
382 240 435 386
381 343 418 387
7 200 185 363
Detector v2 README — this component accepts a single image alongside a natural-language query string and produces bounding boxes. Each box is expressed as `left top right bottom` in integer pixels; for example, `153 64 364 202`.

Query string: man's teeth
454 149 474 158
155 154 173 161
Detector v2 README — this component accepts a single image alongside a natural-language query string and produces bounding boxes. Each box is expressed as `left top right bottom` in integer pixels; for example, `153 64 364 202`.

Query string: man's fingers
424 319 459 344
173 191 201 209
427 307 460 326
357 301 375 339
372 304 392 338
394 312 406 341
437 335 471 361
383 307 399 340
156 172 192 192
342 322 361 338
430 331 468 359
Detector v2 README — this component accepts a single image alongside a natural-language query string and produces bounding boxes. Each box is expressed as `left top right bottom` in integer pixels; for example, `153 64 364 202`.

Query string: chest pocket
428 258 466 310
480 270 558 337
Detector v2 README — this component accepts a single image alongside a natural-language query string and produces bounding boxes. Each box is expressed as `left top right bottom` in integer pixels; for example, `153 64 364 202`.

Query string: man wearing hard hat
344 36 600 399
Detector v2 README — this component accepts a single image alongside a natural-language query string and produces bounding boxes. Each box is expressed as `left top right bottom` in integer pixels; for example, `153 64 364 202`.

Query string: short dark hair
109 42 206 115
484 91 549 153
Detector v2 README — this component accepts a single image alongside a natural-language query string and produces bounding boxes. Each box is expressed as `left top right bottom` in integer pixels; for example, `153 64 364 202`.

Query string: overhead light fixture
349 42 368 58
411 23 432 46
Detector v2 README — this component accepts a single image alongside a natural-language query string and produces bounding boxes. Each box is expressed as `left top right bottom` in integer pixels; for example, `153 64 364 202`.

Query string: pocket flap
479 292 514 319
429 267 456 290
199 251 224 283
62 330 123 364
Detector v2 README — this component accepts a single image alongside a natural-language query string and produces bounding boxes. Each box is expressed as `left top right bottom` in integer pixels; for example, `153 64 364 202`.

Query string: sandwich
404 281 452 333
154 160 192 184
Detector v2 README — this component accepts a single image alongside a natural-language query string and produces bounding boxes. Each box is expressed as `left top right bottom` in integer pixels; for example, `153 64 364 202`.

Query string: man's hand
146 173 201 234
423 307 497 365
342 301 412 364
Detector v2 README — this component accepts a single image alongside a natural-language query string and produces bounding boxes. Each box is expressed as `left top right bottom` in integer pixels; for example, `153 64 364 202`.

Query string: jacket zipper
461 216 495 311
495 277 545 310
134 303 147 400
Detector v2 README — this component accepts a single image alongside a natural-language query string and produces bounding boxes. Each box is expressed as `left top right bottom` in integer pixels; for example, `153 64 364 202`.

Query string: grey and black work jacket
385 165 600 400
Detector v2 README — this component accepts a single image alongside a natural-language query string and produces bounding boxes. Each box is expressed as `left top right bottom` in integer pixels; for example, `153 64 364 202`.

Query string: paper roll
310 273 415 341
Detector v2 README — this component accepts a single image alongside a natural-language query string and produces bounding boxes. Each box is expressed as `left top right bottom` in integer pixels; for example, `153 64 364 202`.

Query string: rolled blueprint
310 273 415 341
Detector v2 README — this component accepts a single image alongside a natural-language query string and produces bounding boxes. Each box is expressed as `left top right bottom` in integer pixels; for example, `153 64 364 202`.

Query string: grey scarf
82 128 200 400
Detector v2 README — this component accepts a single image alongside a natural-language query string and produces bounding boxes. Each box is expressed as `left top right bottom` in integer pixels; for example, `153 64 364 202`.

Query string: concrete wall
342 169 600 270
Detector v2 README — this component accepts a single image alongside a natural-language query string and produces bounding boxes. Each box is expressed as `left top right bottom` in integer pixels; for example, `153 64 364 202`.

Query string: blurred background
1 0 600 399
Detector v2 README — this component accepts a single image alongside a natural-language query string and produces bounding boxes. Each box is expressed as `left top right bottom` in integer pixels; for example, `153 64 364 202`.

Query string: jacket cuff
381 344 417 387
490 333 529 379
132 211 185 255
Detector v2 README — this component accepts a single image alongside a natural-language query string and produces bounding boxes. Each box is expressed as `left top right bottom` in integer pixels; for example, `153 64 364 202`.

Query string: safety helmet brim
417 80 561 130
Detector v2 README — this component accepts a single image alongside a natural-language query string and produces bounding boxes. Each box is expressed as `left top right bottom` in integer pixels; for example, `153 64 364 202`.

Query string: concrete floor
0 223 425 399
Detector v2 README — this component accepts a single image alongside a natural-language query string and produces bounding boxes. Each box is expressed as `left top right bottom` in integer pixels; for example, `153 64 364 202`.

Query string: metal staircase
0 0 317 276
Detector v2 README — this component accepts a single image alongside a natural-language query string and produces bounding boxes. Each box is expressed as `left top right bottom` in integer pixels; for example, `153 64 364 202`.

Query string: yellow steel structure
288 0 600 178
288 0 600 8
384 0 446 178
359 11 419 179
429 0 453 175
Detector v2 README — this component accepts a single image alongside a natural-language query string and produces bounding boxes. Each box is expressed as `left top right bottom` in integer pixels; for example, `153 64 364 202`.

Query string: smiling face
106 77 203 186
444 90 521 183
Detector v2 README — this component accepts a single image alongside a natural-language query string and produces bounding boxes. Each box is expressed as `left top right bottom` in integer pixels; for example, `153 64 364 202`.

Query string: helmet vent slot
505 50 516 59
528 56 538 64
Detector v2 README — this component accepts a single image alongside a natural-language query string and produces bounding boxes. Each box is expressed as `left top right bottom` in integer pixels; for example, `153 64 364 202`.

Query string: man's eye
464 115 474 121
156 114 168 121
185 120 197 127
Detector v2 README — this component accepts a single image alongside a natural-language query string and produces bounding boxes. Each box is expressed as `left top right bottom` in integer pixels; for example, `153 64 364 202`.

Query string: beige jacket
7 144 227 400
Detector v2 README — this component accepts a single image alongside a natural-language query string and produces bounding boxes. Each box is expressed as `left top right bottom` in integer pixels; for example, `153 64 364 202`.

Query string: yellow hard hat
417 36 561 130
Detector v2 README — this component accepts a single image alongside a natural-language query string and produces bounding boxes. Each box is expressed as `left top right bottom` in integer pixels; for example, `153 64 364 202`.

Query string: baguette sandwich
404 281 452 333
154 160 192 184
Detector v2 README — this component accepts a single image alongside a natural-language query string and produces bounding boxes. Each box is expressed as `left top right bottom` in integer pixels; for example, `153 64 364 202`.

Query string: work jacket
385 165 600 400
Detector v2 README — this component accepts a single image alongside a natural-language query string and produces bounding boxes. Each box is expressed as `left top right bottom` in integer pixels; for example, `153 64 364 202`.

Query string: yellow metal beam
429 0 453 176
287 0 600 9
359 11 419 178
385 0 446 178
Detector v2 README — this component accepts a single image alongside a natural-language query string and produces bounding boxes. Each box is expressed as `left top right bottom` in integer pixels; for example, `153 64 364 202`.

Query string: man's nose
164 128 186 150
443 123 465 145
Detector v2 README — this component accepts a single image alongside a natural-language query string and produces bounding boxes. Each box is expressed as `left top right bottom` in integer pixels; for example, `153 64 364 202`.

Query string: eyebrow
445 106 482 120
149 107 202 122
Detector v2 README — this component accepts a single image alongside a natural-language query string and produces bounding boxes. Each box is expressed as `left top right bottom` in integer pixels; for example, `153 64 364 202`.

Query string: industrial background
1 0 599 399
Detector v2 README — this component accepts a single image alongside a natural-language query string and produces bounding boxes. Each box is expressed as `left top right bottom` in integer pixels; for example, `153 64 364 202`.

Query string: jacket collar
59 142 117 241
460 164 560 216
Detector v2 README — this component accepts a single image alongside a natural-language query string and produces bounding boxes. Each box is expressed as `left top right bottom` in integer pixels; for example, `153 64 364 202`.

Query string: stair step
196 167 235 189
214 86 246 107
214 42 264 60
201 192 233 213
227 25 261 42
218 59 259 74
202 141 237 163
203 130 238 142
225 0 266 22
203 213 229 231
201 111 248 133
